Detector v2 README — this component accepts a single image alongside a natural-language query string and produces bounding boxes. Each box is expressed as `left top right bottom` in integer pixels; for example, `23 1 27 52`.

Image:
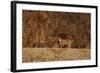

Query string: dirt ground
22 48 90 63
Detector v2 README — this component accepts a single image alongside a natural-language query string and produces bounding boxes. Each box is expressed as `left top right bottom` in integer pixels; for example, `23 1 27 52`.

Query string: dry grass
22 48 90 63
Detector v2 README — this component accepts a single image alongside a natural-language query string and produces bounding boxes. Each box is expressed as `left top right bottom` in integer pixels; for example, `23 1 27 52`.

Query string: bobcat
58 38 73 48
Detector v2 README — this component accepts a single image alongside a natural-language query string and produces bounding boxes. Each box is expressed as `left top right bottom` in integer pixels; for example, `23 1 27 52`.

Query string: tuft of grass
23 48 90 63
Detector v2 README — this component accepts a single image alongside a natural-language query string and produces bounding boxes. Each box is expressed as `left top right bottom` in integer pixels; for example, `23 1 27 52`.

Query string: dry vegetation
23 48 90 62
22 10 91 63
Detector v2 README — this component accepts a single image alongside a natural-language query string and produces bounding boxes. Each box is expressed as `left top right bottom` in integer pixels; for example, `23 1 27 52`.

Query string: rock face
22 10 91 48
